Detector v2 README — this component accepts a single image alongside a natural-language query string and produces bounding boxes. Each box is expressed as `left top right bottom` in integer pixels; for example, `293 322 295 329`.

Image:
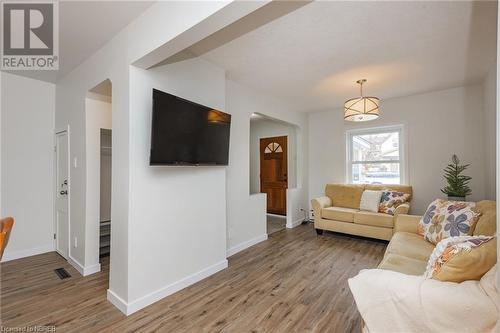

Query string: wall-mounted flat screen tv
150 89 231 166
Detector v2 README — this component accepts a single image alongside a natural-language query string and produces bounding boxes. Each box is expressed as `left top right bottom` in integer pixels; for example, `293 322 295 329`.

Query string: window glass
348 128 403 185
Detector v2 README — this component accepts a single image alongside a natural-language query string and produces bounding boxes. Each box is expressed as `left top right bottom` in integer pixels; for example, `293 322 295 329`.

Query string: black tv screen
150 89 231 165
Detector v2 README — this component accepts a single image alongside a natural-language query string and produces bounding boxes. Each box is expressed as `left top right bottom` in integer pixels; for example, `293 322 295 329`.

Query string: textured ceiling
193 1 497 112
4 1 153 83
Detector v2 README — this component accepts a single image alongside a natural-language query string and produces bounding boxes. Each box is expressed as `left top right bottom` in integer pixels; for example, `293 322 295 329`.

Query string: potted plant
441 154 472 201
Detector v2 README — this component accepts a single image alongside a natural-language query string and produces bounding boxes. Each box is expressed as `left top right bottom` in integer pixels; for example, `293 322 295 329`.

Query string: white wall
249 117 298 195
1 73 55 261
484 66 497 200
55 1 231 304
127 58 228 306
226 80 309 251
309 85 487 214
85 96 112 272
56 37 130 286
125 61 311 308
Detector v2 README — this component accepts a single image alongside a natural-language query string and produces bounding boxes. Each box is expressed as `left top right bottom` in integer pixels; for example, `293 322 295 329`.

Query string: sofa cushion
424 236 497 282
354 211 394 228
360 190 383 213
473 200 497 236
378 190 411 215
418 199 479 245
322 206 358 222
386 232 435 261
378 253 428 275
325 184 365 209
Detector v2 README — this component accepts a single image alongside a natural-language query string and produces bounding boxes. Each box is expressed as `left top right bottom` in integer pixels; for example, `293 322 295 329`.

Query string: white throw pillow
359 190 383 213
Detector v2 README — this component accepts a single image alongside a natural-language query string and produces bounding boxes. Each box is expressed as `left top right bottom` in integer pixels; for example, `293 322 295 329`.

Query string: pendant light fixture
344 79 380 122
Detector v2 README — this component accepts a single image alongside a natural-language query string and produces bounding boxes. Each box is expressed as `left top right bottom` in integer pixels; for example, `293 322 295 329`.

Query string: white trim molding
106 289 128 315
83 263 101 276
107 260 228 316
286 218 303 229
226 234 268 257
1 243 55 262
68 255 101 276
67 256 84 274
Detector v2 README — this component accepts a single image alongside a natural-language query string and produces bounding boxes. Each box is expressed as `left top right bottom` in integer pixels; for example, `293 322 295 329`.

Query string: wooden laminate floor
1 224 387 332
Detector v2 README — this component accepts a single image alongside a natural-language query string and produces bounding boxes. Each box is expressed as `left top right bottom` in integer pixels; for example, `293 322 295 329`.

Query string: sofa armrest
393 203 410 216
394 214 421 234
311 196 332 221
311 196 332 209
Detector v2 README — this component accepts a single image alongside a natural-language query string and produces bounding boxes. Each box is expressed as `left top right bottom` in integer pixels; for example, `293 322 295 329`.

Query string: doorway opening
99 129 112 258
250 114 298 235
260 135 288 216
86 79 112 276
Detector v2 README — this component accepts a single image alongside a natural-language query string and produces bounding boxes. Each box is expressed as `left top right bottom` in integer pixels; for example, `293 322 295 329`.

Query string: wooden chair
0 217 14 261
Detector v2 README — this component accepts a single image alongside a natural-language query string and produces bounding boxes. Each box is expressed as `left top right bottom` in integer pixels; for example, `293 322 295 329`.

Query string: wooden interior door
260 136 287 215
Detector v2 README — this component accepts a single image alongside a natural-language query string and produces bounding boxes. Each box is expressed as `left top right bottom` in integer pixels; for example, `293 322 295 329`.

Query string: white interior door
55 131 69 258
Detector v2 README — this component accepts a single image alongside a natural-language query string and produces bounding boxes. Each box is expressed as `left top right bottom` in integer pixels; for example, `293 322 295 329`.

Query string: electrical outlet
74 237 77 248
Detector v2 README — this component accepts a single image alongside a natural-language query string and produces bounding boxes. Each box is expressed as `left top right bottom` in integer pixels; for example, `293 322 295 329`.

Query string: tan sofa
351 200 497 333
311 184 413 241
379 200 497 275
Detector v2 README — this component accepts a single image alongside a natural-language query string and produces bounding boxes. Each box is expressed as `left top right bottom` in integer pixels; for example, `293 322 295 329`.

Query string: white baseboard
107 289 128 315
1 244 100 276
1 243 55 262
68 256 84 274
108 259 228 316
83 263 101 276
68 255 101 276
226 233 268 257
286 218 303 229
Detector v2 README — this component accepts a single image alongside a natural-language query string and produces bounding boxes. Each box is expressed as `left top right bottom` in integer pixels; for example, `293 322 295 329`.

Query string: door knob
60 190 68 195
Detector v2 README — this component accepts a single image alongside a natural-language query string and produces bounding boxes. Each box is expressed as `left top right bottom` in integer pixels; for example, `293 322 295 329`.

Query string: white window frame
345 124 407 185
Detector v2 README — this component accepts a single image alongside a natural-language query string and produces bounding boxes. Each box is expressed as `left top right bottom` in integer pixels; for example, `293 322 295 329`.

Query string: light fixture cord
359 81 363 97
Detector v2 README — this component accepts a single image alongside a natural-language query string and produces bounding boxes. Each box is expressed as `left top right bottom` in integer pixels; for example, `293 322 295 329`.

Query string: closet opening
99 129 112 258
85 78 112 276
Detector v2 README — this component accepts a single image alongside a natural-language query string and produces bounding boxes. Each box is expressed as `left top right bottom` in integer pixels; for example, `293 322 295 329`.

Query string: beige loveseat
311 184 412 241
379 200 497 275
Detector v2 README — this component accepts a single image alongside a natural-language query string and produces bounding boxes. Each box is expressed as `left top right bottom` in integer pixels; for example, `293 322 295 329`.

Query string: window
347 126 405 185
264 142 283 154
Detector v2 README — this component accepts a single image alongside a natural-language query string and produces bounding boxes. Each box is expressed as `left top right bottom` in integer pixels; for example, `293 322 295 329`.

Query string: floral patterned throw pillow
418 199 480 245
378 190 410 215
423 235 494 281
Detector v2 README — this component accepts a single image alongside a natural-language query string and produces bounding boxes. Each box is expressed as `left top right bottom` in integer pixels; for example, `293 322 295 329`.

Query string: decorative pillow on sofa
360 190 383 213
418 199 480 244
423 235 496 282
378 190 410 215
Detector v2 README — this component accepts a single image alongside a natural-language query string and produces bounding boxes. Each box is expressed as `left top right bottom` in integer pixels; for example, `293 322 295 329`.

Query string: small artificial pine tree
441 154 472 198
